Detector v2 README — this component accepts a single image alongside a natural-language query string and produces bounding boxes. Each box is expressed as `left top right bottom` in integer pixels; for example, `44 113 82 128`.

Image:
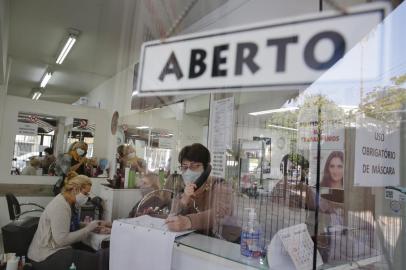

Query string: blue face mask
182 169 203 184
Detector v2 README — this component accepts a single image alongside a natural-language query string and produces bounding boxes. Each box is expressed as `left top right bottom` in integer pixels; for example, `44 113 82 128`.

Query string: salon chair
5 193 44 221
2 193 44 258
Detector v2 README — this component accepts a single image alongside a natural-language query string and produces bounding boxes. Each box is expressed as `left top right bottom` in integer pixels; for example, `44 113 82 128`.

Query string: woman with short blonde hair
28 175 106 270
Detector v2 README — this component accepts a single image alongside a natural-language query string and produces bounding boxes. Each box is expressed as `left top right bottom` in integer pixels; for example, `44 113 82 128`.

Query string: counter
173 233 267 270
96 184 142 221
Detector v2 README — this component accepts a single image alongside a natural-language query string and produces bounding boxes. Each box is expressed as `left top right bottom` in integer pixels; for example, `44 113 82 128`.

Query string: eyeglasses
178 162 203 171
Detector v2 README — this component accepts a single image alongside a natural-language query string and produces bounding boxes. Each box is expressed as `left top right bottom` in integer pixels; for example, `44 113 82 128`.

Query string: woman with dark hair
320 151 344 189
165 143 233 238
41 147 56 175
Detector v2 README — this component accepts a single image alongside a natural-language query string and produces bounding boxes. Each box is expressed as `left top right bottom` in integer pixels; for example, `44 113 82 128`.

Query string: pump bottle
240 208 262 257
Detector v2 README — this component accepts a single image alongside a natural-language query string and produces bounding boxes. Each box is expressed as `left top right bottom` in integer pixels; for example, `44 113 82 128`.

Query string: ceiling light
136 126 149 129
249 107 298 116
31 88 44 101
56 29 80 64
268 124 297 131
40 71 53 88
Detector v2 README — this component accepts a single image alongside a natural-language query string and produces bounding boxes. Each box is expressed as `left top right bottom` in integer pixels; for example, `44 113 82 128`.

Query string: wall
0 0 9 84
0 96 109 227
0 96 109 177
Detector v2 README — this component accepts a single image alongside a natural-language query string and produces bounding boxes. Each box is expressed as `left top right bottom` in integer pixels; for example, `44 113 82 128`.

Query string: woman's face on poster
328 157 343 183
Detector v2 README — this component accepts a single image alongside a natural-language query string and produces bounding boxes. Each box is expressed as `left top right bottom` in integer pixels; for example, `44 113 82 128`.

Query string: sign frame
136 6 386 96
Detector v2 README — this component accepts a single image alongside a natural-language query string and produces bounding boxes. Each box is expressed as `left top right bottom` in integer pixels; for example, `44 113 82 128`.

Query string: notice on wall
211 151 227 178
135 5 386 96
158 137 174 149
209 96 234 178
17 122 38 136
354 116 400 187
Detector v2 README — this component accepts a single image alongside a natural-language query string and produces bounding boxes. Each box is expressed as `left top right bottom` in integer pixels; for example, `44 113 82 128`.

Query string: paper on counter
110 216 193 270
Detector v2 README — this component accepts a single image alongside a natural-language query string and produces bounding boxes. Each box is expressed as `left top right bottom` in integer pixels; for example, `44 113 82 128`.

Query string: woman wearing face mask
165 143 233 237
123 145 146 173
56 142 93 178
128 173 163 217
28 175 106 270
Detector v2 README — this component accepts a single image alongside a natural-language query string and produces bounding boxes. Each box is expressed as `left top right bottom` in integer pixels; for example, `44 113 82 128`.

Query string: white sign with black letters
17 122 38 136
158 137 174 149
136 6 385 96
209 96 234 178
354 116 400 187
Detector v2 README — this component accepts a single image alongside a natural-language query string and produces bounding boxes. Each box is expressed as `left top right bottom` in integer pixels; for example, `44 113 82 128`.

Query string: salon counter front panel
173 233 267 270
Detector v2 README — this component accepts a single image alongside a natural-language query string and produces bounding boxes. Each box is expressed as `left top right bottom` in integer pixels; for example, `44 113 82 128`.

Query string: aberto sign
136 5 386 96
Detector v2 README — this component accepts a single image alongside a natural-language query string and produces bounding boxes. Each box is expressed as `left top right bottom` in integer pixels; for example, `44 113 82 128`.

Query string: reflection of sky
296 2 406 107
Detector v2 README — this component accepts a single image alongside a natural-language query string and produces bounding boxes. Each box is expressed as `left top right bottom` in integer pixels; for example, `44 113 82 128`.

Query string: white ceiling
7 0 228 103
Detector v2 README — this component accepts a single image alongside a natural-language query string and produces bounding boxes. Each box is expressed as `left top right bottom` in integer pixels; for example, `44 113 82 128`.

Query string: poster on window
354 115 400 187
73 118 89 129
308 149 345 190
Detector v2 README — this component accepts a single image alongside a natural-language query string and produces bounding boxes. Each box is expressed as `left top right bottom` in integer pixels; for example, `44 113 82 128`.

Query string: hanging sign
354 116 400 187
209 96 234 178
17 122 38 136
136 6 385 96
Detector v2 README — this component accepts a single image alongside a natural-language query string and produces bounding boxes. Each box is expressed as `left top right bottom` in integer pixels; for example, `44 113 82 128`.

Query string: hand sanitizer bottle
240 208 262 258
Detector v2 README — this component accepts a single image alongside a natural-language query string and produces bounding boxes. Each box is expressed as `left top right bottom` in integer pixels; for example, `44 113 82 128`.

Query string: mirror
12 112 63 176
119 126 174 174
12 112 99 177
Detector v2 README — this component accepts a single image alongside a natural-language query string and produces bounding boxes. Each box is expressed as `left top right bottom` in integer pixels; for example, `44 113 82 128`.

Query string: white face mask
76 148 85 156
182 169 203 184
128 152 136 159
75 193 88 207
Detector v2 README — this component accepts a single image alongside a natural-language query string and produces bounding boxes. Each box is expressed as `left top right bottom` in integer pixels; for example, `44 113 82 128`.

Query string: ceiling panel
7 0 230 103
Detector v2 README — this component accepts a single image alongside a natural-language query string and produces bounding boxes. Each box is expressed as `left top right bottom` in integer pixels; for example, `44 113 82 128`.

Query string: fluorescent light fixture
136 126 149 129
31 89 43 100
56 34 77 64
249 107 298 116
40 71 53 88
268 124 297 131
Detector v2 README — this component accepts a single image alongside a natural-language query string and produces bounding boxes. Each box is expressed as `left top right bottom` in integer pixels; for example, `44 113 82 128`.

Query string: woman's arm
49 206 93 247
69 157 87 173
187 182 233 231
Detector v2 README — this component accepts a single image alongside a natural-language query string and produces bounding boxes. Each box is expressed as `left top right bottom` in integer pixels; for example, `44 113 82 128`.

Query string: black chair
2 193 45 264
5 193 44 220
2 216 39 257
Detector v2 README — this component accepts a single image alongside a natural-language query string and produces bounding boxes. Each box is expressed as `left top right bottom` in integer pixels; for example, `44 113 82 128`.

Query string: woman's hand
85 220 100 232
99 220 112 228
79 156 88 164
181 183 196 205
165 215 192 232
